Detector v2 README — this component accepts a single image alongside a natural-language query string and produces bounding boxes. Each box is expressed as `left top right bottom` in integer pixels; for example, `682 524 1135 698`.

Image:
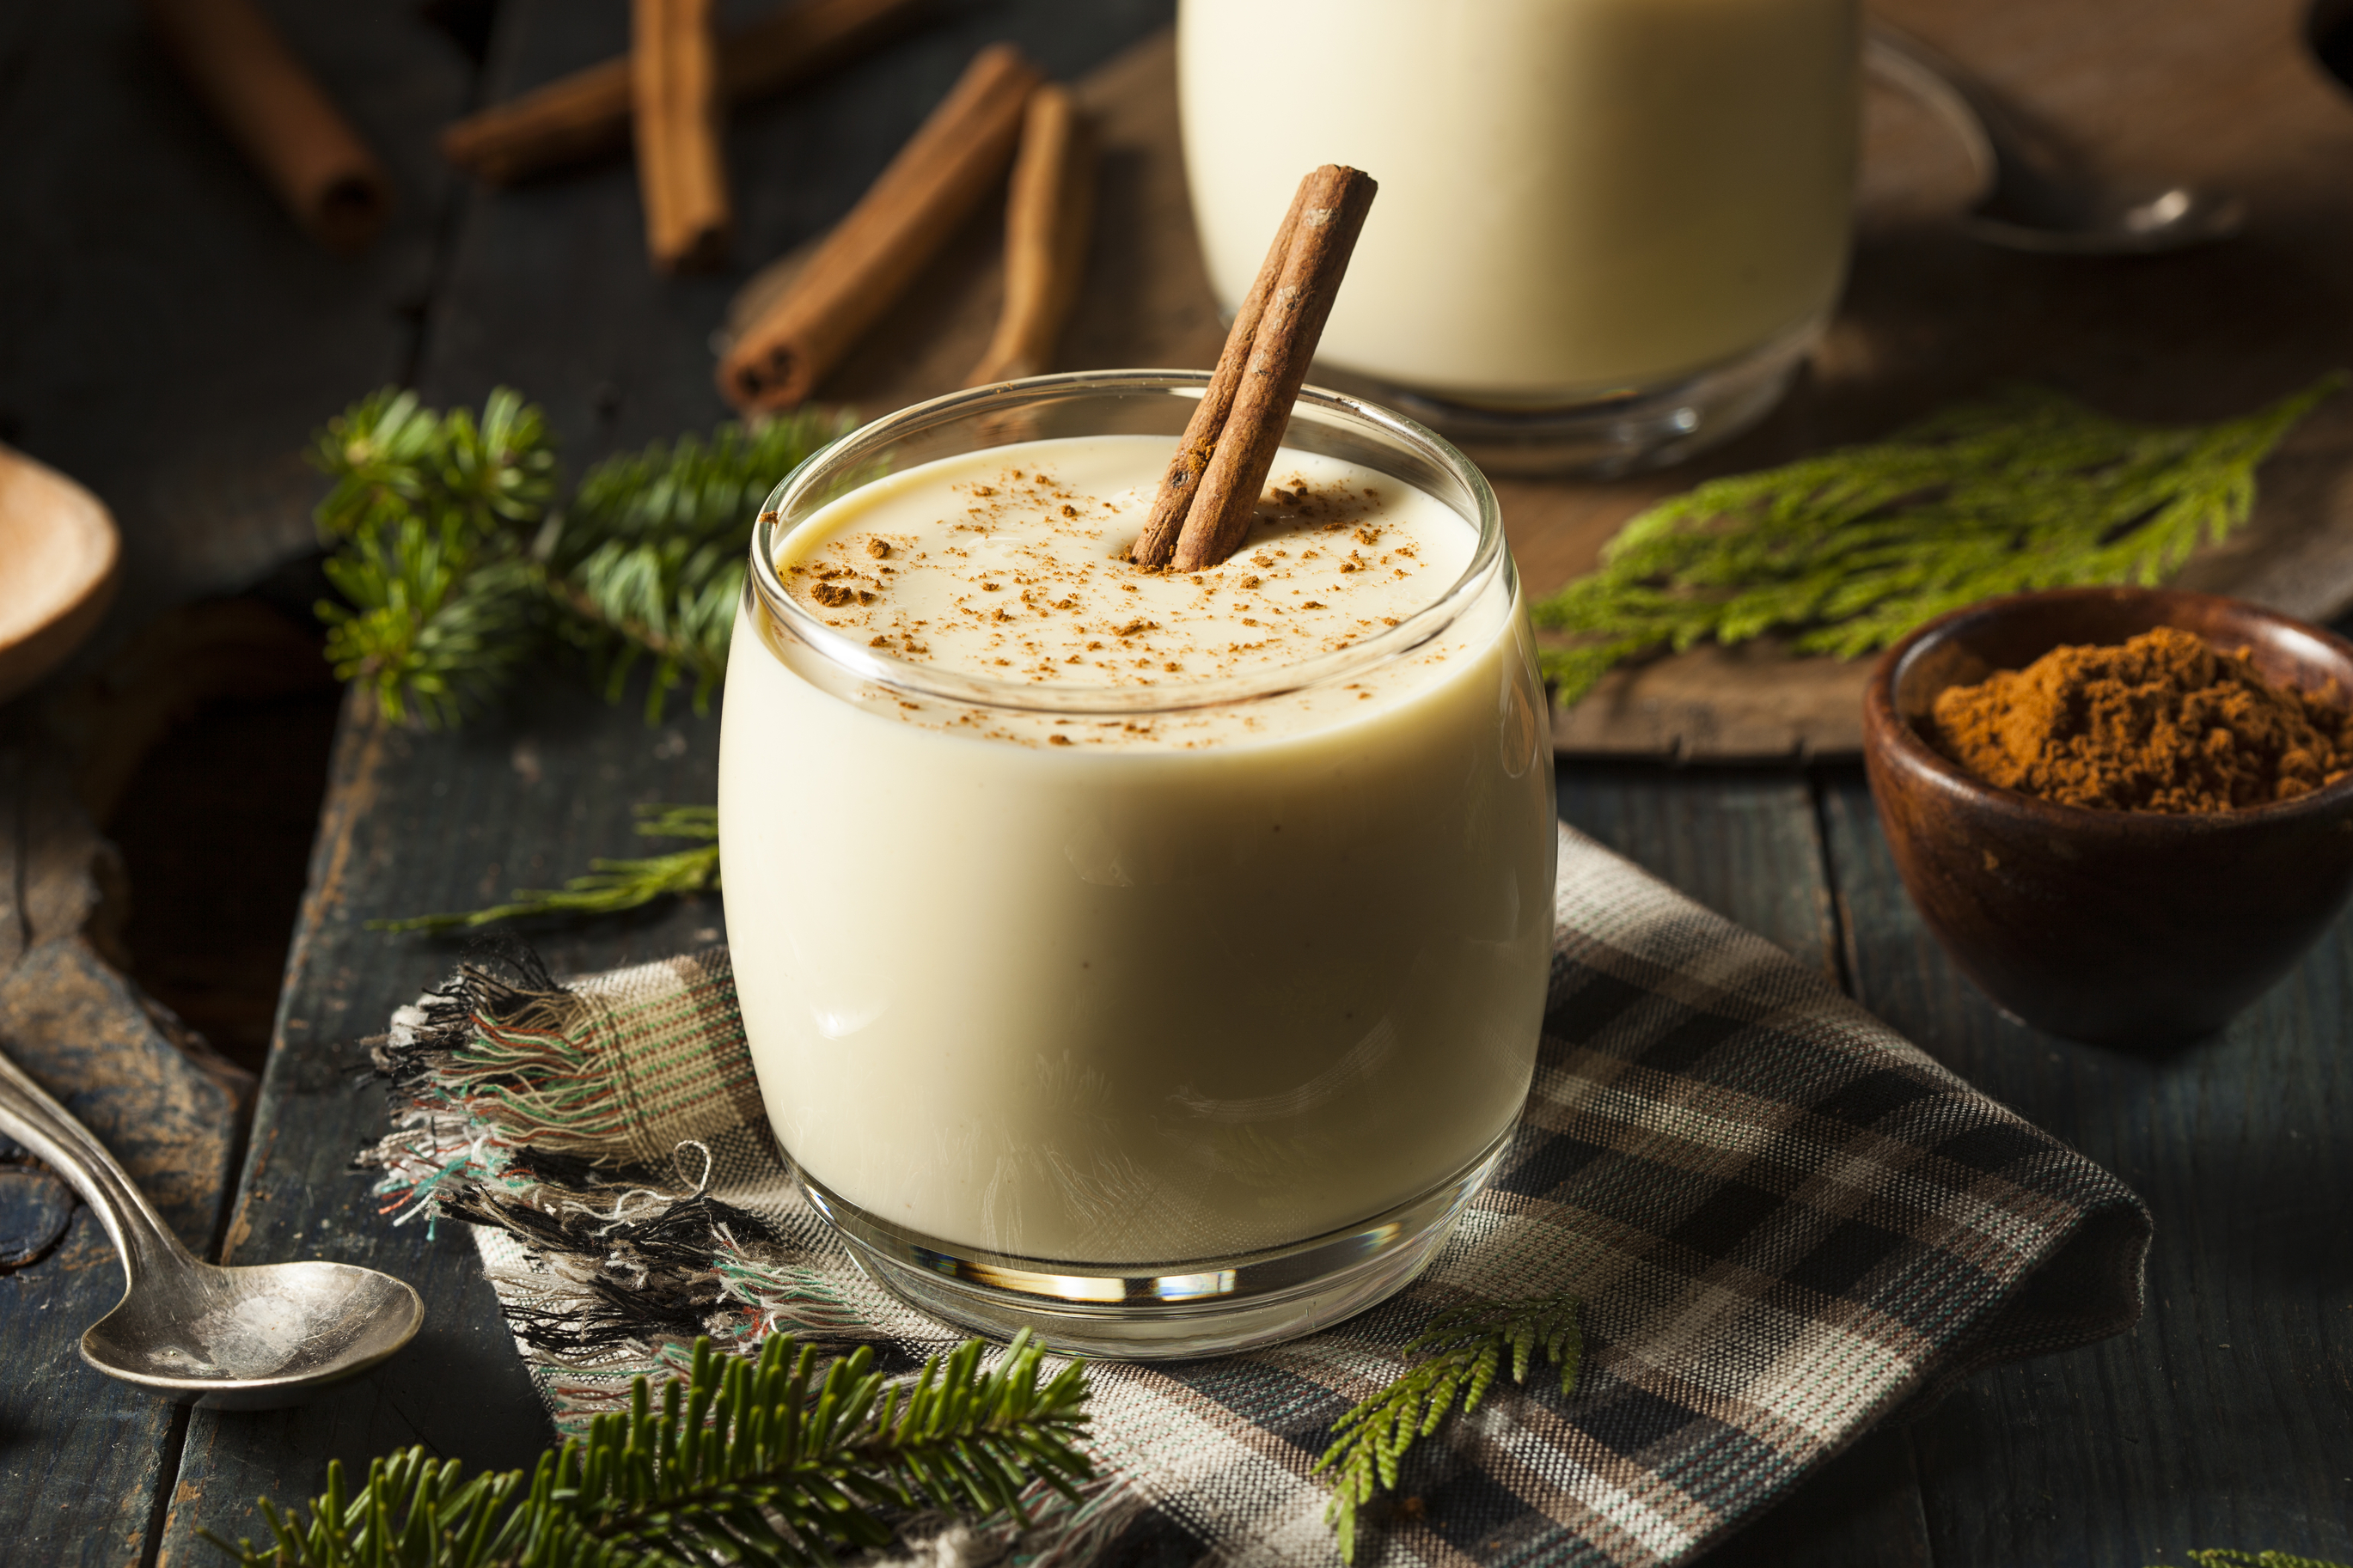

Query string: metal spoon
1865 21 2246 254
0 1044 423 1411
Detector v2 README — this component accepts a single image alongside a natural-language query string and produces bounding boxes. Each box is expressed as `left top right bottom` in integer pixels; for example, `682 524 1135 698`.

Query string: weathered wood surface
0 729 248 1565
0 0 474 649
1819 773 2353 1564
148 2 1185 1559
9 0 2352 1561
749 9 2353 763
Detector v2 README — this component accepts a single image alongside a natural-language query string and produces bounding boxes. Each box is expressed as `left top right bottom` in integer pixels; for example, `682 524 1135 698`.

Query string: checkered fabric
366 822 2148 1567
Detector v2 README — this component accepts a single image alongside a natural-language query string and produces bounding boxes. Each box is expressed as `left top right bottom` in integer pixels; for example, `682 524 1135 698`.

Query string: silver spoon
1865 21 2246 254
0 1044 423 1411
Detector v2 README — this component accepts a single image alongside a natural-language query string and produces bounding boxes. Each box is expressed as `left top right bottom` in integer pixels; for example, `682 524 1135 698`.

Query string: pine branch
372 804 718 933
313 386 559 544
547 411 856 721
310 387 561 728
1531 375 2344 707
199 1330 1093 1568
1313 1294 1581 1564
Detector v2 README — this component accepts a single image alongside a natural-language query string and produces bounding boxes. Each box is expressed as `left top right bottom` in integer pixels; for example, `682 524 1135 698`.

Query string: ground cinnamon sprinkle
1926 626 2353 812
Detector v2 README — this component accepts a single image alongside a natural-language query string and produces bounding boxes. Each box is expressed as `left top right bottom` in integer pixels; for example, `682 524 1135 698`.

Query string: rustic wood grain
765 9 2353 762
0 0 474 647
0 731 244 1565
151 3 1185 1558
1819 771 2353 1565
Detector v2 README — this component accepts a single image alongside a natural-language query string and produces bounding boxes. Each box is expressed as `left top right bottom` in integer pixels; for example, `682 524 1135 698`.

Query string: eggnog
1180 0 1861 402
720 411 1555 1297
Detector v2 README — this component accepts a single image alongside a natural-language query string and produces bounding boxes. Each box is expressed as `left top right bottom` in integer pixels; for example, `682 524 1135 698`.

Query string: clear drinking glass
1178 0 1863 474
719 372 1556 1357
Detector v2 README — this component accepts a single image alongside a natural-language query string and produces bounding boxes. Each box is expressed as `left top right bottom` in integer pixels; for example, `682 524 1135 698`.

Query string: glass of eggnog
720 371 1555 1357
1179 0 1861 474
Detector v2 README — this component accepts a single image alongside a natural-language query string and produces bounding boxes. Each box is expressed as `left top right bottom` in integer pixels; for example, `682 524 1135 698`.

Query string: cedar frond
1532 375 2343 706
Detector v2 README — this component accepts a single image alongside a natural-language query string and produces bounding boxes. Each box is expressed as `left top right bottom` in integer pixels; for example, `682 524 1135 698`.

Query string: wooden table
3 3 2350 1565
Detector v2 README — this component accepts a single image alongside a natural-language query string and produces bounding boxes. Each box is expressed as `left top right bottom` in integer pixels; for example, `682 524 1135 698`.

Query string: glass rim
743 369 1508 718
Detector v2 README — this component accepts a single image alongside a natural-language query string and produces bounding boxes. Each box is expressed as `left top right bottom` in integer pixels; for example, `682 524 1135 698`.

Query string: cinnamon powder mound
1926 626 2353 812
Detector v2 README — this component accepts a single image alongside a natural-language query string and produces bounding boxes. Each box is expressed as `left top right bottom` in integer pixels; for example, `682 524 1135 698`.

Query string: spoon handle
0 1043 197 1284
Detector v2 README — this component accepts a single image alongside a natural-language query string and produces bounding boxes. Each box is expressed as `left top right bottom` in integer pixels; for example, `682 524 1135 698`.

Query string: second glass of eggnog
1179 0 1861 473
719 372 1555 1356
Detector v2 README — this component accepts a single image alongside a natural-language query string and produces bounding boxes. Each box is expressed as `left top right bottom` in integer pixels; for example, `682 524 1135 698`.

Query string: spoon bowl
83 1259 424 1411
0 1044 424 1410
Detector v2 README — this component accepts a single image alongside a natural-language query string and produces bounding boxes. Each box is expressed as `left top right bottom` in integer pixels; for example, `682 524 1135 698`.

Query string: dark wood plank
1819 768 2353 1566
0 735 243 1565
0 0 474 638
1555 763 1840 979
155 2 1182 1557
1552 761 1933 1568
419 0 1183 461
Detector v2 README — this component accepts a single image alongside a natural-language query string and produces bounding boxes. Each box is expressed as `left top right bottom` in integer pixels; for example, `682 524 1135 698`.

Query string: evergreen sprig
1531 375 2343 707
372 804 718 933
551 411 858 721
200 1330 1093 1568
1313 1294 1582 1563
311 389 558 728
309 388 849 728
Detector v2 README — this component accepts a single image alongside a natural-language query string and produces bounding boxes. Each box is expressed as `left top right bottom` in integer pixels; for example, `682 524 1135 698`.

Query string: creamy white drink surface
1180 0 1860 399
720 436 1555 1265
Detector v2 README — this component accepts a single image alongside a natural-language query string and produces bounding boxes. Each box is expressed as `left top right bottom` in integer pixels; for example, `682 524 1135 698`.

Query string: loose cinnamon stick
1126 180 1310 569
963 85 1095 387
718 45 1042 412
633 0 731 272
143 0 391 253
443 0 926 186
1131 166 1377 574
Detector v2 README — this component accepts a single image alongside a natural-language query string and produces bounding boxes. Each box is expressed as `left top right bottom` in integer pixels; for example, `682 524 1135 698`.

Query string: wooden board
1818 772 2353 1565
0 728 247 1565
0 0 474 652
750 8 2353 761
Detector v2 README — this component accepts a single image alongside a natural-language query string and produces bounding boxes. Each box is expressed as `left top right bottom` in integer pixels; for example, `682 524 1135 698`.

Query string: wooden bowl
1861 586 2353 1046
0 444 119 706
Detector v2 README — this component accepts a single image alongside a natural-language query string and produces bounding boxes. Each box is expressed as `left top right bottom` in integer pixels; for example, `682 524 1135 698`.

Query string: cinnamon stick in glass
718 44 1042 413
143 0 391 253
633 0 730 272
443 0 926 186
963 84 1094 387
1131 165 1377 574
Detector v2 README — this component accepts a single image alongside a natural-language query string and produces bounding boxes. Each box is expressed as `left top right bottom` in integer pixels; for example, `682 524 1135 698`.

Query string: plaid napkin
364 822 2149 1568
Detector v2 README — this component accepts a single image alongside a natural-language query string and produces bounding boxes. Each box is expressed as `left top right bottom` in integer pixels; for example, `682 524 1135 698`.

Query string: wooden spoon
0 445 121 706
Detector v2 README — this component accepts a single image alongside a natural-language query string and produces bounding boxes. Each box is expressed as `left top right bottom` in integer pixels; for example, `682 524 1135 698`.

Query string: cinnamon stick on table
719 44 1042 413
143 0 391 253
443 0 926 186
1130 165 1378 574
633 0 731 272
964 84 1095 387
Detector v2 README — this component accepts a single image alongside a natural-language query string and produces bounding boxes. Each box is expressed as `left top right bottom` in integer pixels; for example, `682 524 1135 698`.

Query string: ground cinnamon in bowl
1925 625 2353 812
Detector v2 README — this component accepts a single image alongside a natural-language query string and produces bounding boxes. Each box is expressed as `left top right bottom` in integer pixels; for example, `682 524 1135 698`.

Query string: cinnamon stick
718 45 1042 412
1125 180 1310 570
143 0 391 253
633 0 731 272
963 85 1095 387
1132 166 1377 574
442 0 926 186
